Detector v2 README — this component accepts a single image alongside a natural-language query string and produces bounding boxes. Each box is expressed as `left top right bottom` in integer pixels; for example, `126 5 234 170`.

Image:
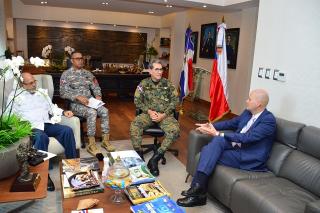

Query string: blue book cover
130 196 185 213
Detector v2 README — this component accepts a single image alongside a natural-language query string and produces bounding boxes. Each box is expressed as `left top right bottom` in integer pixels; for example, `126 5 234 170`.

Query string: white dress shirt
231 111 264 148
6 88 63 130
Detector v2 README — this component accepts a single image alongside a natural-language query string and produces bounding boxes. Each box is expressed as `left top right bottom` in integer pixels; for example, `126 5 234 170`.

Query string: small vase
0 137 30 180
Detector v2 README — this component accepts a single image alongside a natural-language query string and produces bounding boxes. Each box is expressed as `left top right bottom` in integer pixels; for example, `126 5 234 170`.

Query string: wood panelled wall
27 26 147 63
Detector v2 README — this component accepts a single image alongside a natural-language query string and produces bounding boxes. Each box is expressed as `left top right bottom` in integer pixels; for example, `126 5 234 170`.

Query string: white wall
0 0 6 56
15 19 157 59
251 0 320 127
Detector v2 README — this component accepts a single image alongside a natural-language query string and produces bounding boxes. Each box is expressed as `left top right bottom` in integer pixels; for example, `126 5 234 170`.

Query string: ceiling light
113 24 117 27
41 1 47 4
102 2 108 6
148 11 154 14
166 5 173 8
203 5 207 8
164 0 168 2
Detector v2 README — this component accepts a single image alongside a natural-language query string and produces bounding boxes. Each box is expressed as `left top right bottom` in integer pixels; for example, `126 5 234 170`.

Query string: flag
209 23 230 121
179 27 194 102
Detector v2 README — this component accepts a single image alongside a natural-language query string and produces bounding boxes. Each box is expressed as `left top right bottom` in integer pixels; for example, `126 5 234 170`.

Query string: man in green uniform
130 59 180 176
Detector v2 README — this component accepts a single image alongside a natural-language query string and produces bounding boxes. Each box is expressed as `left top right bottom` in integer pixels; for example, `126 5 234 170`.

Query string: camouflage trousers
71 103 109 136
130 113 180 153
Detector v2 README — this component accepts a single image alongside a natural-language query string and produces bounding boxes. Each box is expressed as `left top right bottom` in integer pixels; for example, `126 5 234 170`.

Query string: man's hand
96 96 102 101
147 110 166 123
195 123 218 136
63 111 74 118
76 96 89 105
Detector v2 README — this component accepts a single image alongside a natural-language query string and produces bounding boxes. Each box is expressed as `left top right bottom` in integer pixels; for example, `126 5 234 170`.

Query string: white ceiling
20 0 259 16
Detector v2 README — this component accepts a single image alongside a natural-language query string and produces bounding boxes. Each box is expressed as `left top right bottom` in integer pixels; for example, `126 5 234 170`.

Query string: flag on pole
209 23 230 121
179 27 194 102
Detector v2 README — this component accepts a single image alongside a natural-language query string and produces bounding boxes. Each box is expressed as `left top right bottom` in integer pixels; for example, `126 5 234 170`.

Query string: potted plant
0 55 44 180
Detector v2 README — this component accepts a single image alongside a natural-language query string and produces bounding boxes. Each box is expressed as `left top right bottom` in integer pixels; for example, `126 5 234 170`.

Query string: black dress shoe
47 175 55 191
181 183 206 197
147 152 164 177
177 195 207 207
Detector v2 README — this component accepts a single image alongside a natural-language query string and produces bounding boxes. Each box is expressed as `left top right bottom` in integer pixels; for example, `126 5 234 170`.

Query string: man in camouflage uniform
60 52 115 161
130 59 180 176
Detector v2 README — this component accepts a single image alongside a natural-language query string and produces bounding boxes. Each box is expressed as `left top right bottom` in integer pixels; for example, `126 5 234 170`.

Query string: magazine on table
125 180 171 204
129 164 155 185
61 157 104 198
130 196 185 213
111 150 144 168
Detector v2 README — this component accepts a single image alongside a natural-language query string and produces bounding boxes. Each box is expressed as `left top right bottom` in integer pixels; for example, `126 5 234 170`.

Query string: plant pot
0 137 30 180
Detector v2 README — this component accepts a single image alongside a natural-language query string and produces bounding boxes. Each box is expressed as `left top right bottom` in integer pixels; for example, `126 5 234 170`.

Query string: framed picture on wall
199 23 217 59
226 28 240 69
190 31 198 63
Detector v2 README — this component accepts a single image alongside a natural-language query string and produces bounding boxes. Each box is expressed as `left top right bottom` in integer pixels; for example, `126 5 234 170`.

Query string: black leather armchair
136 109 179 164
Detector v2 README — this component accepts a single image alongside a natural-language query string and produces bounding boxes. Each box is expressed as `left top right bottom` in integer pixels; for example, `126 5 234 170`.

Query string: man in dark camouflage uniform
60 52 115 161
130 59 180 176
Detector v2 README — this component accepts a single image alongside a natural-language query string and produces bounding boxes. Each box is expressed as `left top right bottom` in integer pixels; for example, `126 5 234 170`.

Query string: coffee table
61 161 131 213
0 160 49 203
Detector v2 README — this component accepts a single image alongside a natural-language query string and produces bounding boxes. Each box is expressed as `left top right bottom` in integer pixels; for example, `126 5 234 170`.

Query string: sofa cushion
208 165 274 207
267 142 293 175
278 150 320 197
275 118 305 148
297 126 320 160
230 177 318 213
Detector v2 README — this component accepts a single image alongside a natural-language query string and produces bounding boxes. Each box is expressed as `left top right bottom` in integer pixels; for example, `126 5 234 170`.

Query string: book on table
109 150 155 185
130 195 185 213
61 157 104 198
125 180 171 205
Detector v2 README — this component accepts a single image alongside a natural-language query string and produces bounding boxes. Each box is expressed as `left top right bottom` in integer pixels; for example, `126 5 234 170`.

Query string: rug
0 139 229 213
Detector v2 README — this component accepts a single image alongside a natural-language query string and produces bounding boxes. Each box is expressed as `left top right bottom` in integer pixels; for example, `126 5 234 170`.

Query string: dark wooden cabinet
48 72 149 99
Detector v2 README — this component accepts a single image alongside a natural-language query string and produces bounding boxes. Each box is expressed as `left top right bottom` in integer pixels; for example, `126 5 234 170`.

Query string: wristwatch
217 132 224 137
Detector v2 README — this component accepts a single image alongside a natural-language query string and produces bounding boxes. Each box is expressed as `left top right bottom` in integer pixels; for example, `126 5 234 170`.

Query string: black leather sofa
186 118 320 213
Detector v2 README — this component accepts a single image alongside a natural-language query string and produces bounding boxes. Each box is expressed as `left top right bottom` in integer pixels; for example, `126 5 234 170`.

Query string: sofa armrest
60 116 81 149
305 200 320 213
186 130 213 176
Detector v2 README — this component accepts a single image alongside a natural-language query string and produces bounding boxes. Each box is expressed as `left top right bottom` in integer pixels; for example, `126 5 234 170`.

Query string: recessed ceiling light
164 0 168 2
41 1 47 4
102 2 108 6
166 5 173 8
148 11 154 14
203 5 207 8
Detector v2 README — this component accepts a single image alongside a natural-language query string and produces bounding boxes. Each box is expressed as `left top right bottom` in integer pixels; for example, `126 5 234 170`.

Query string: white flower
0 57 25 81
64 46 75 56
30 57 45 67
42 45 53 58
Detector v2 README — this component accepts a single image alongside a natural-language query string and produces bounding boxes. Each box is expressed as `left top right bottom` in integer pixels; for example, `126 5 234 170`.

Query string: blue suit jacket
213 109 276 171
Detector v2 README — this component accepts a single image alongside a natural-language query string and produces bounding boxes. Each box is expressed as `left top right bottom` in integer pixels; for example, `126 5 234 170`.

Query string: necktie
232 117 256 148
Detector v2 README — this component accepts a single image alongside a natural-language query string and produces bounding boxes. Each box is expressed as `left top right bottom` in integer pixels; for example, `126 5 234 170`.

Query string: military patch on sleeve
137 85 143 93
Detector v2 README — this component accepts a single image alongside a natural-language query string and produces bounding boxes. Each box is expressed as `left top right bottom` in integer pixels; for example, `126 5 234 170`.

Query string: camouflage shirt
134 77 179 115
60 67 102 101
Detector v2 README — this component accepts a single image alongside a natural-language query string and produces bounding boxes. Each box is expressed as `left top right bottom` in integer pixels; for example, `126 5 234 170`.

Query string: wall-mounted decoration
226 28 240 69
199 23 217 59
190 32 198 63
27 26 147 63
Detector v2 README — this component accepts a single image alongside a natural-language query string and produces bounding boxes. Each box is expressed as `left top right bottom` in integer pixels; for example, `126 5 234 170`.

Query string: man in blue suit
177 89 276 207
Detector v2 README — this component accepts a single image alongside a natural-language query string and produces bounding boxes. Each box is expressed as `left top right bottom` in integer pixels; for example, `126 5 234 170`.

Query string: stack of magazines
61 157 104 198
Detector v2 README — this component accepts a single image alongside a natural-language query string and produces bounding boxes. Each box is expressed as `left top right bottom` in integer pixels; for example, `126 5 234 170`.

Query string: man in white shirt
7 73 77 159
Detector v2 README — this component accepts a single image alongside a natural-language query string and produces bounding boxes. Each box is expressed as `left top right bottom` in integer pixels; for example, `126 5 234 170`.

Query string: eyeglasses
23 80 37 85
72 57 84 60
153 68 163 72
